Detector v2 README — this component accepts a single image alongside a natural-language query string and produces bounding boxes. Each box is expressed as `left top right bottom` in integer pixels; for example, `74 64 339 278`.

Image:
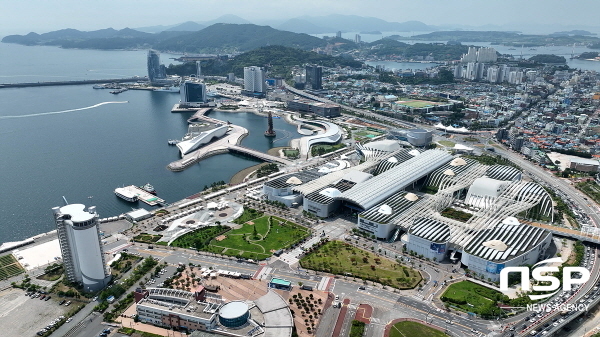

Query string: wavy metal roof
338 150 453 210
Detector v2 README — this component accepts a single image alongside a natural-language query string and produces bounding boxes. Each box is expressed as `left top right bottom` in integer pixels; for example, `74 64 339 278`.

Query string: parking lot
0 288 70 337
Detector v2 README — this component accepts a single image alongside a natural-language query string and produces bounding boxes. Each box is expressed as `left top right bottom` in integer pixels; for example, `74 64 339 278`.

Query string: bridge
523 220 600 245
228 145 293 165
167 123 292 172
0 77 144 89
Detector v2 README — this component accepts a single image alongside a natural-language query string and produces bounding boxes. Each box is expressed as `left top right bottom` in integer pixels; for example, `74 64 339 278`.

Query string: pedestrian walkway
317 276 332 291
253 266 272 280
278 236 321 267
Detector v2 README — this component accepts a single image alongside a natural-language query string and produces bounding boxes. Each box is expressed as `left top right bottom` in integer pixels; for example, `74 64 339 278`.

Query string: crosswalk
317 276 332 291
253 266 273 280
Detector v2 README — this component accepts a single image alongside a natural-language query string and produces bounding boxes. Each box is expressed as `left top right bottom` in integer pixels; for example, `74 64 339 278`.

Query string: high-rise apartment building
53 203 110 292
180 81 207 106
305 65 323 90
147 50 166 84
460 47 497 63
243 66 265 94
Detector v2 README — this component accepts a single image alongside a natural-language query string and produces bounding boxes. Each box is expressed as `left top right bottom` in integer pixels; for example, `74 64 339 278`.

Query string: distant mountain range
1 23 328 53
135 14 436 35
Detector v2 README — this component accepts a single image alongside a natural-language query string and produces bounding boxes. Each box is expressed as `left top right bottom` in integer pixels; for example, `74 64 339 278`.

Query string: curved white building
298 121 342 157
53 204 110 292
177 125 229 156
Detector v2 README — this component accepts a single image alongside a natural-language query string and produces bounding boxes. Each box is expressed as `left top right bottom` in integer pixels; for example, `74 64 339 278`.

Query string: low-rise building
286 99 341 118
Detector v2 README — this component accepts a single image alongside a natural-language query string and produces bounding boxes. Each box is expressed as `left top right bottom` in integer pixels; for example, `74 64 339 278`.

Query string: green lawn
233 208 264 224
300 240 421 289
441 281 504 316
577 181 600 205
0 254 24 280
171 225 228 250
283 149 299 158
388 321 446 337
209 215 309 260
133 233 163 243
311 143 346 156
438 140 456 147
397 100 439 108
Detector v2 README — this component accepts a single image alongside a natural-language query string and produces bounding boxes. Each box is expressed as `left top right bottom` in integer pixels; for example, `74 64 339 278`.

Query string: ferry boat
140 183 157 195
110 88 127 94
153 86 180 93
167 139 180 145
114 187 138 202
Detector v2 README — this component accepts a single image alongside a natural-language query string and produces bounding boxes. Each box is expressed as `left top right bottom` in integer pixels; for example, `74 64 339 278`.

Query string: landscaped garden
300 240 422 289
133 233 163 244
577 180 600 205
0 254 24 280
440 280 505 317
388 321 446 337
440 208 473 222
311 143 346 156
206 213 310 260
283 148 300 159
170 225 229 250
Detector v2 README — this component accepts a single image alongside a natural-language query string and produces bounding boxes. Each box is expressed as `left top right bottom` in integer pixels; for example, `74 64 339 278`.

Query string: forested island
396 30 600 47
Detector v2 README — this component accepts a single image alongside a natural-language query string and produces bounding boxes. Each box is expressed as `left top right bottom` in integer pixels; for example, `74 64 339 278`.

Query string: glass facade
218 311 249 328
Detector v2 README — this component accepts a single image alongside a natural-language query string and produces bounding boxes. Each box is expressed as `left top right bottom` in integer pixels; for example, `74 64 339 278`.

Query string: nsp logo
499 257 590 300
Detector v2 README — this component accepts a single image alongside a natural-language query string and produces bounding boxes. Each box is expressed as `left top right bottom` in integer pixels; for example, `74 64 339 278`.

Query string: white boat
114 187 138 202
153 86 180 93
140 183 156 195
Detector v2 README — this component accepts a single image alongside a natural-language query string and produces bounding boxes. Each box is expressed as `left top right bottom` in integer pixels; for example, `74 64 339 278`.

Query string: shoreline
229 163 269 185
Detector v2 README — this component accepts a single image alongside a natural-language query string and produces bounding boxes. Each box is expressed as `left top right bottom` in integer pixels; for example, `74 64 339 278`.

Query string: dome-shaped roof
405 193 419 201
378 204 392 215
363 140 400 152
320 187 342 198
502 216 520 226
286 176 302 185
443 169 455 176
450 158 467 166
387 157 398 163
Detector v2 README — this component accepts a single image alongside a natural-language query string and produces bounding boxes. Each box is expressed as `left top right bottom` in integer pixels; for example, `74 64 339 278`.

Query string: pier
120 185 165 206
0 77 145 89
167 122 292 171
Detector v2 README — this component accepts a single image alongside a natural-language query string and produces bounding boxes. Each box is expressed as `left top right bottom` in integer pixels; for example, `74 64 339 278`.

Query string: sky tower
264 110 276 137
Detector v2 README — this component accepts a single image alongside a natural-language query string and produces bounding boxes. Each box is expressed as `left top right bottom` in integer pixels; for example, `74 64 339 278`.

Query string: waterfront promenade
0 77 143 89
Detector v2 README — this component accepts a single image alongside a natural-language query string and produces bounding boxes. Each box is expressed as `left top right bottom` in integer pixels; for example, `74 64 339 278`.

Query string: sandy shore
229 163 269 185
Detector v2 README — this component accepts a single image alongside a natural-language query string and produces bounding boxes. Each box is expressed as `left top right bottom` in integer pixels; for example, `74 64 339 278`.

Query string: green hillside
166 45 363 78
155 23 327 53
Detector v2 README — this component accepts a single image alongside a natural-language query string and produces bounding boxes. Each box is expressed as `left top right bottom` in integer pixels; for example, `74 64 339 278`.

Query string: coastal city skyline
2 0 600 35
2 2 600 336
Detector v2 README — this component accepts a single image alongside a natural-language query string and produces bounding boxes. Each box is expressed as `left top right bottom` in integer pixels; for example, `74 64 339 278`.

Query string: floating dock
120 185 165 206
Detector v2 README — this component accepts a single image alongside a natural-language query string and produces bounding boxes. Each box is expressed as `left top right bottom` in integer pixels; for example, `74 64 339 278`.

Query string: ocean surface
0 43 299 243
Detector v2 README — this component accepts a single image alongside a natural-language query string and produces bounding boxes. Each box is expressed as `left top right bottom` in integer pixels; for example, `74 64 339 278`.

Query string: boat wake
0 101 128 119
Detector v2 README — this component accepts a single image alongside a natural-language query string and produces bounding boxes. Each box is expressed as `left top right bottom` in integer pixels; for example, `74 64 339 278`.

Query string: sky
2 0 600 35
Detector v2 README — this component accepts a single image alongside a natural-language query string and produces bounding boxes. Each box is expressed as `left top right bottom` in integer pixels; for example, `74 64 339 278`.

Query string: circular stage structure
219 301 250 328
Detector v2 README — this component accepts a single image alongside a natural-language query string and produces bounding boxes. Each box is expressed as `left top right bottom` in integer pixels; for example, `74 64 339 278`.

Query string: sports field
396 98 443 109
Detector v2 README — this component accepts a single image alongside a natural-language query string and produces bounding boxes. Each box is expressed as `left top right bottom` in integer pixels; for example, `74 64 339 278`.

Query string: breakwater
0 77 144 89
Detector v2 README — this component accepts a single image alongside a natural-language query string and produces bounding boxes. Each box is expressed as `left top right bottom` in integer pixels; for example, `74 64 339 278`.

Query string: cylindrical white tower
54 204 110 292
